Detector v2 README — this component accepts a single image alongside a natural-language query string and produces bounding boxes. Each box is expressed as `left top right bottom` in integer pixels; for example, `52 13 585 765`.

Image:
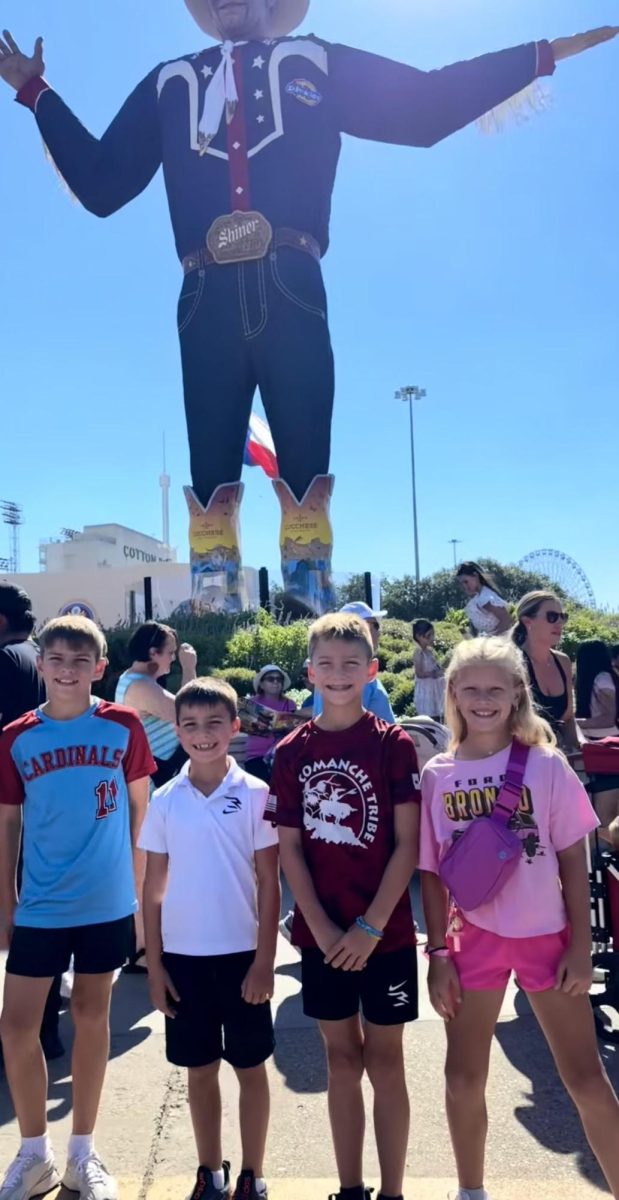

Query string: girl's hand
555 945 593 995
551 27 619 63
428 957 462 1020
0 31 44 91
324 923 378 972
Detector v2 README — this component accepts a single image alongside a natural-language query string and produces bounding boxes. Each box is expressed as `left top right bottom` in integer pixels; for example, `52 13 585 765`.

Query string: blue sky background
1 1 617 604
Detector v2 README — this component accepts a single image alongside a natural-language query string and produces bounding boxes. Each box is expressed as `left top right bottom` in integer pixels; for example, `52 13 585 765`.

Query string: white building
39 524 176 573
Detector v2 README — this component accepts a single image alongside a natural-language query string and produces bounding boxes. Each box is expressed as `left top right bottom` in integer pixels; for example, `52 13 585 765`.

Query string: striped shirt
115 671 179 762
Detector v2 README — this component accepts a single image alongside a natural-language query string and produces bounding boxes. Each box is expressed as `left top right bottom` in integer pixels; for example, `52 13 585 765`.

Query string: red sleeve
535 40 556 78
15 77 51 111
0 726 26 807
388 728 422 806
268 742 303 828
95 703 157 781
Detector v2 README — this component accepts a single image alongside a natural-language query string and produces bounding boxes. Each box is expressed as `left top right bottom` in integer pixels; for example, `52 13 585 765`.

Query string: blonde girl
419 637 619 1200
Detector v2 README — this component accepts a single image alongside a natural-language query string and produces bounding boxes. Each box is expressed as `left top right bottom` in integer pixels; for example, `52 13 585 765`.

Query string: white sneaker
448 1190 491 1200
0 1151 60 1200
63 1155 117 1200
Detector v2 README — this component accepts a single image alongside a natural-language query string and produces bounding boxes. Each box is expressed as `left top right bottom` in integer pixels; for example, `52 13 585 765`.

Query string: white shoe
63 1155 117 1200
0 1151 60 1200
448 1190 491 1200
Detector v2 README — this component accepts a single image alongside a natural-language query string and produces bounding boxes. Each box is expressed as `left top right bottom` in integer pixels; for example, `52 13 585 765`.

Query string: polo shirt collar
181 756 244 801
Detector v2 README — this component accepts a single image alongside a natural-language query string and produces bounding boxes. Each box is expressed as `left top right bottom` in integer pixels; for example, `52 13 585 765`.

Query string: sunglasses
262 673 283 682
545 611 569 625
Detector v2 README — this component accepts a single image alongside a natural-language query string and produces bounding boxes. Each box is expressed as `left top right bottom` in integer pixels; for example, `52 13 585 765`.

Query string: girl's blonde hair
445 636 556 751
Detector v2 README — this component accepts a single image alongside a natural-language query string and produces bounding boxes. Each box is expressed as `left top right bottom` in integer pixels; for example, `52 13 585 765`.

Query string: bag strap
492 740 530 825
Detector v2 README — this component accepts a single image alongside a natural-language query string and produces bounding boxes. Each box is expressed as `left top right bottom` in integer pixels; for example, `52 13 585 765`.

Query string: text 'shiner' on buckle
206 211 273 264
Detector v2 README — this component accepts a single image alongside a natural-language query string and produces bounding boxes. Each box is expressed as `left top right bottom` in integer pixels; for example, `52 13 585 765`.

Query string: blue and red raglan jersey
0 701 156 929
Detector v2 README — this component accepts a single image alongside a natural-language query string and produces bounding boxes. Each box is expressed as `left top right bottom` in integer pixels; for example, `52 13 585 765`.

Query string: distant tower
1 501 23 573
159 435 171 548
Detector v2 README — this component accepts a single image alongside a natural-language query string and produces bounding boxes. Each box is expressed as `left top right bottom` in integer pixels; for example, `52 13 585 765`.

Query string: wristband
425 945 450 960
355 916 384 941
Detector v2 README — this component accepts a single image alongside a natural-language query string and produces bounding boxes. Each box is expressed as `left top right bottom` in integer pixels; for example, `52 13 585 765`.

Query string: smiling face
260 671 285 698
38 638 106 708
176 700 240 765
309 636 377 710
521 598 567 650
206 0 276 38
450 664 519 740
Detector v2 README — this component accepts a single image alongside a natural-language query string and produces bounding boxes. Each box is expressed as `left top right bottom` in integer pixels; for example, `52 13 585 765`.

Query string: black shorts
162 950 275 1070
6 916 133 978
301 946 419 1026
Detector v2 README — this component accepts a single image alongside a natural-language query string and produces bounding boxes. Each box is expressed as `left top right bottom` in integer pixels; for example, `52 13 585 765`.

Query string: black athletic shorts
6 915 133 978
301 946 418 1025
162 950 275 1070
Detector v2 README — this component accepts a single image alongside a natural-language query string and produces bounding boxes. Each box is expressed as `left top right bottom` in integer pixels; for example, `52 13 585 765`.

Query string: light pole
449 538 462 568
395 386 426 584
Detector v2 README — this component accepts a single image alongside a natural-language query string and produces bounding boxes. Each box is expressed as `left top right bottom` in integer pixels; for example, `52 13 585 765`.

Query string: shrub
388 675 416 717
213 667 256 696
385 650 413 674
224 611 311 687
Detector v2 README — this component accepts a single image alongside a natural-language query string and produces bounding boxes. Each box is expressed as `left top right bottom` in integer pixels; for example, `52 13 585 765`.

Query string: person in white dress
456 562 512 636
412 620 445 721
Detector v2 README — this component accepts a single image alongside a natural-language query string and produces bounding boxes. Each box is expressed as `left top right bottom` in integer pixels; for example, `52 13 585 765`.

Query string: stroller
581 738 619 1044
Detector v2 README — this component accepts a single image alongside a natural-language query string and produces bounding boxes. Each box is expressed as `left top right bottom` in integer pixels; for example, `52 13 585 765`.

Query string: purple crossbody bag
438 740 530 911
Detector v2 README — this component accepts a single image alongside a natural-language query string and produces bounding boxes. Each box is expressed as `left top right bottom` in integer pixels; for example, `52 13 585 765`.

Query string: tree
380 559 567 623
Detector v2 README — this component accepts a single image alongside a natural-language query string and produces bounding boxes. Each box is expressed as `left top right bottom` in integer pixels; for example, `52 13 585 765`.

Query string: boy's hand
551 27 619 63
148 962 180 1019
0 31 45 92
324 923 378 972
241 958 274 1005
555 944 593 995
314 918 345 957
428 957 462 1020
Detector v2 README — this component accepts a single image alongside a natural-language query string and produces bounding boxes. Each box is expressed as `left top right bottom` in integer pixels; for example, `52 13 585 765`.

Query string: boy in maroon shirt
269 614 420 1200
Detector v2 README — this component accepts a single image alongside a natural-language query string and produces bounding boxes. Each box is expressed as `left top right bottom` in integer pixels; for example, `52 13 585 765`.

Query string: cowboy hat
184 0 310 39
253 663 291 692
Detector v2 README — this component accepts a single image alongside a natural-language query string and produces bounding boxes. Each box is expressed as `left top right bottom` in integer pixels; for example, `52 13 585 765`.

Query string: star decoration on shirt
256 114 265 124
254 89 264 100
253 55 265 69
202 65 214 79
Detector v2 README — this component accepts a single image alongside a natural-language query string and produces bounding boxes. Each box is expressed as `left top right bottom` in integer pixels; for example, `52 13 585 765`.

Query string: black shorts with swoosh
301 946 418 1025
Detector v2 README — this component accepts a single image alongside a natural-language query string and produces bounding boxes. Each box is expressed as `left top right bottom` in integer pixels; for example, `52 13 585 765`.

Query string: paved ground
1 926 618 1200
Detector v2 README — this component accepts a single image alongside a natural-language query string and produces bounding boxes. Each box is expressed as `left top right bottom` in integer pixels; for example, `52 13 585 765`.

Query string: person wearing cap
313 602 395 724
0 585 64 1064
1 12 617 616
245 664 297 783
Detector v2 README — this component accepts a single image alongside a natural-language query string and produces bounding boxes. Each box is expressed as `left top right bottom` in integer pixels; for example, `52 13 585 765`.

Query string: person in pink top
419 636 619 1200
244 665 297 784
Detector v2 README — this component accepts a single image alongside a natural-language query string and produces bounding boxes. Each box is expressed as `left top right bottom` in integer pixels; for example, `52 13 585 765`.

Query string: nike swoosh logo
388 979 408 993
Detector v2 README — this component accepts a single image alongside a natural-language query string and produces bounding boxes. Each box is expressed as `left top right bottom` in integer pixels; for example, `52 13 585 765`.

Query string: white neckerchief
198 40 247 150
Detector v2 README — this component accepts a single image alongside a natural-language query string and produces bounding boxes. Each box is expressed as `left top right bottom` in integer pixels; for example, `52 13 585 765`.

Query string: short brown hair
175 677 239 723
308 613 374 661
38 616 107 661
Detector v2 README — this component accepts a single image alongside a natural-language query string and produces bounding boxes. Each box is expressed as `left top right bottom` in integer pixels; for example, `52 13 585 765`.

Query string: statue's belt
183 212 321 273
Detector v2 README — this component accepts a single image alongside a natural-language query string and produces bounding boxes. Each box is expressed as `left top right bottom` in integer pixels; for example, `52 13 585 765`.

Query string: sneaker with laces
62 1154 117 1200
0 1151 60 1200
233 1171 267 1200
188 1163 231 1200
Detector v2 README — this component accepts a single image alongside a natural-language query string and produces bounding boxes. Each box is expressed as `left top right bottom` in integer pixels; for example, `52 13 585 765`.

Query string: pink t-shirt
419 743 599 938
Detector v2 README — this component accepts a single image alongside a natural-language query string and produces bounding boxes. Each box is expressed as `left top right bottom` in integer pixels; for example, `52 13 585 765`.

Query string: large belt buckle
207 211 273 265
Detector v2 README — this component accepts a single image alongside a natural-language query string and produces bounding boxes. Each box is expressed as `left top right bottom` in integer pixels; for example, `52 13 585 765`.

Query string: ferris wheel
519 549 596 608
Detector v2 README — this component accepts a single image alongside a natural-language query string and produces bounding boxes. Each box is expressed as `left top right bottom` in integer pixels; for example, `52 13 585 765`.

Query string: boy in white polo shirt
139 678 280 1200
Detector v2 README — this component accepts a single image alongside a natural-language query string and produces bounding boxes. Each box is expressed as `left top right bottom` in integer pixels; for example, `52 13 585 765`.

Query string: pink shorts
449 920 570 992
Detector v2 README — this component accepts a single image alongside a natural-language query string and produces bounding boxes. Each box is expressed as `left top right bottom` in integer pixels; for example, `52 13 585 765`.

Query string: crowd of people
0 578 618 1200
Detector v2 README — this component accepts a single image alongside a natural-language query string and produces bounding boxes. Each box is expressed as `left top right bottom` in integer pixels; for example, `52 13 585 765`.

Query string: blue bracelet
356 915 384 941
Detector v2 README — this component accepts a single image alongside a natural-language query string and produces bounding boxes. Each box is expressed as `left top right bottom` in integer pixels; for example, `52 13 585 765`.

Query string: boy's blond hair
308 613 374 661
38 616 108 662
175 676 239 723
445 636 555 751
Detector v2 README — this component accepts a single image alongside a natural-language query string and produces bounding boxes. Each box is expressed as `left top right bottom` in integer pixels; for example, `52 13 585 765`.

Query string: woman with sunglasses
512 592 579 750
245 664 298 783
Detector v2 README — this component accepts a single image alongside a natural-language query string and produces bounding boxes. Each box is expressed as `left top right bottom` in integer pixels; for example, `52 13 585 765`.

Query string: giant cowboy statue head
185 0 309 41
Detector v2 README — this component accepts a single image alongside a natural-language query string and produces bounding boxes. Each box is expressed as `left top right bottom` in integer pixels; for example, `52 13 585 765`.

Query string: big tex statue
1 4 617 611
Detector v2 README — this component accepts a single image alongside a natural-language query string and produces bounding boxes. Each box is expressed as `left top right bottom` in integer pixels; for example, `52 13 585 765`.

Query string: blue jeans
178 247 335 506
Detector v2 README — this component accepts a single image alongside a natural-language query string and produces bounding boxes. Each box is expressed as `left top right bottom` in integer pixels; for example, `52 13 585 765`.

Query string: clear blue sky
2 1 618 604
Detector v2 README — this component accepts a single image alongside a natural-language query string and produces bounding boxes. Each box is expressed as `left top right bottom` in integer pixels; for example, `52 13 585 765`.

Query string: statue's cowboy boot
273 475 336 616
184 482 245 613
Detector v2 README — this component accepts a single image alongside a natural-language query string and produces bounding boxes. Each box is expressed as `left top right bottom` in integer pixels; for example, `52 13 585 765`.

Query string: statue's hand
551 26 619 63
0 30 45 92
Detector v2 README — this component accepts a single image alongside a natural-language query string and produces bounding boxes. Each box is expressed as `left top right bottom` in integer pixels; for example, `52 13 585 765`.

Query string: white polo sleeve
137 791 168 854
251 782 279 851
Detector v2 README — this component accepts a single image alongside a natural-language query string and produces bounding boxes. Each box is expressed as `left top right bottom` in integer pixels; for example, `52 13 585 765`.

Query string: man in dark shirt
0 6 617 613
0 584 64 1062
